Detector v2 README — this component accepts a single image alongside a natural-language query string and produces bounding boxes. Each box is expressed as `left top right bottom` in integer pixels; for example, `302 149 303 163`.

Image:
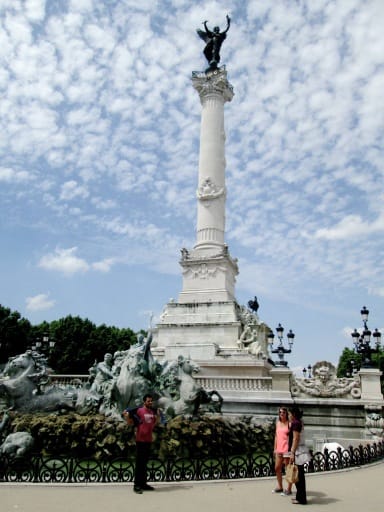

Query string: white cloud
0 167 31 182
92 258 115 273
60 180 89 201
38 247 90 275
342 326 354 340
25 0 46 23
26 293 55 312
368 286 384 298
314 214 384 240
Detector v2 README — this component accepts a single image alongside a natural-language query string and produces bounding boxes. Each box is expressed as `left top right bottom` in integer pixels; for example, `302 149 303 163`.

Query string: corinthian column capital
192 68 234 103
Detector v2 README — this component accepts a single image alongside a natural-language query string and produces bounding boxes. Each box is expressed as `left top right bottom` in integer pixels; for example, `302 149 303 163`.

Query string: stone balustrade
195 376 272 392
46 374 273 393
44 374 89 390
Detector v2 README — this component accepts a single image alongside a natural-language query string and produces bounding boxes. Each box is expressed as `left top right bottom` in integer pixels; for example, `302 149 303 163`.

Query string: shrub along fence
0 442 383 483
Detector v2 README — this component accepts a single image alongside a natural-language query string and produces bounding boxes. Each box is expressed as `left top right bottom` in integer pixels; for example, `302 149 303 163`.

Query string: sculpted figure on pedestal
237 304 268 359
197 15 231 71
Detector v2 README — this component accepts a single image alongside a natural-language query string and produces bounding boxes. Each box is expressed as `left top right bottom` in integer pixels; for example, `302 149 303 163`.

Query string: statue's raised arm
224 14 231 34
196 15 231 71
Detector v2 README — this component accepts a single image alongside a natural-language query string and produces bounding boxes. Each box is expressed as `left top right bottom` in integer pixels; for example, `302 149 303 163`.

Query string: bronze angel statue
196 15 231 71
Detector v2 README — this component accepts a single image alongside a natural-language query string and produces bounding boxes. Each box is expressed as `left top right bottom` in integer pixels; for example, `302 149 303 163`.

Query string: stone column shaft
192 69 234 254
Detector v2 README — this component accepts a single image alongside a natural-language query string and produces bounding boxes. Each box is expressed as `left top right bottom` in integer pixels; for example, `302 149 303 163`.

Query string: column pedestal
359 368 383 401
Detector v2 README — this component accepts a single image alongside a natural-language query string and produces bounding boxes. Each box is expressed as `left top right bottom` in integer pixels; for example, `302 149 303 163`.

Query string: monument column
192 69 233 253
177 69 238 304
154 22 247 357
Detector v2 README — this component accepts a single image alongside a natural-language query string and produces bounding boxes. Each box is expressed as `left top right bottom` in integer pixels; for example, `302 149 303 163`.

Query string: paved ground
1 460 383 512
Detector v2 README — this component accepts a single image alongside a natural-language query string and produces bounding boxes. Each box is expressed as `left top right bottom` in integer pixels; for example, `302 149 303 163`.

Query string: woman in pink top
273 407 292 495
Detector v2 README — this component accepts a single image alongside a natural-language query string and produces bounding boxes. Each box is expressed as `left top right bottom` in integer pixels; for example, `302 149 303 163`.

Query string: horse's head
181 359 200 376
5 353 36 377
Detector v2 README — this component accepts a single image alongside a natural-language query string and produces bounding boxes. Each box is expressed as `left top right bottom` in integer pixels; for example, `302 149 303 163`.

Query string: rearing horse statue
0 352 47 408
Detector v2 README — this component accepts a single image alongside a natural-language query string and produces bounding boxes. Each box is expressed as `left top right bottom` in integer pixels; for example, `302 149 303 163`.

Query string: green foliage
337 346 384 393
10 412 136 460
7 412 274 461
48 317 138 373
157 415 275 460
0 304 31 361
337 347 361 377
0 304 138 374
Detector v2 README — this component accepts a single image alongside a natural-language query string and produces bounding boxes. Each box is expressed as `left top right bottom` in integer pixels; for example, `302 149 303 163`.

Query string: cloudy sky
1 0 383 372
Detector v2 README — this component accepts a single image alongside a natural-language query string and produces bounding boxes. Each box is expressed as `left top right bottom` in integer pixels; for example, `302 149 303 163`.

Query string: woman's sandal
291 499 305 504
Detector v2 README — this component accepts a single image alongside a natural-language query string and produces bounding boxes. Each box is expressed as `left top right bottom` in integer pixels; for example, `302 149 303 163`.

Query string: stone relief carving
196 177 225 202
291 361 361 399
182 262 226 279
365 405 384 438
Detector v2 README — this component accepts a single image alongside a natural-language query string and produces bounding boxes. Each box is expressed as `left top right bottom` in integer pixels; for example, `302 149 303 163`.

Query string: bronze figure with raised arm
196 14 231 71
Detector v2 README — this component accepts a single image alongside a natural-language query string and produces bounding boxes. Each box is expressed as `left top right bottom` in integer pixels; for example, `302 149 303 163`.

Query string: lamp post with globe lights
32 334 55 360
267 323 295 367
351 306 381 369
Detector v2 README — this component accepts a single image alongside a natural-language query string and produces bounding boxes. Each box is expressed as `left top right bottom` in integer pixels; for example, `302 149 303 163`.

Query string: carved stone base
153 300 241 352
178 246 239 303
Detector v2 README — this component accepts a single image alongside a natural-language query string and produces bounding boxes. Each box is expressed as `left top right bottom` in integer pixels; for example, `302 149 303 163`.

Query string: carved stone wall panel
290 361 361 399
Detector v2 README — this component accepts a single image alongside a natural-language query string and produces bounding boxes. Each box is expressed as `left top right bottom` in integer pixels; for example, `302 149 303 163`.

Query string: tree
337 347 361 377
87 324 137 362
0 304 141 374
40 316 138 374
337 345 384 393
47 316 98 374
0 304 31 363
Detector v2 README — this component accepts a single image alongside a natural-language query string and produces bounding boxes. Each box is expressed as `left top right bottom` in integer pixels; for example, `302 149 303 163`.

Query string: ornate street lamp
346 359 358 377
268 323 295 367
302 365 312 378
351 307 381 368
34 334 55 356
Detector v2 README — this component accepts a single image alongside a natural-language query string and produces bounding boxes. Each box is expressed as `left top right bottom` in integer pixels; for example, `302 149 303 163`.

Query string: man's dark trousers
134 441 151 488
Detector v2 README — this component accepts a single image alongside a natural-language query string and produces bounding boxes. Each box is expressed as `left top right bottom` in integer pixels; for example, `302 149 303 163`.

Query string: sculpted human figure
90 353 115 395
197 15 231 70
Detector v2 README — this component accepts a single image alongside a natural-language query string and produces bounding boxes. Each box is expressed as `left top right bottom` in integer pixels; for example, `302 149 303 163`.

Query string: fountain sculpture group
0 332 222 419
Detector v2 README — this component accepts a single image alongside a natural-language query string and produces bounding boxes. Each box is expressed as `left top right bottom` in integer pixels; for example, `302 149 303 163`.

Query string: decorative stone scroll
290 361 361 399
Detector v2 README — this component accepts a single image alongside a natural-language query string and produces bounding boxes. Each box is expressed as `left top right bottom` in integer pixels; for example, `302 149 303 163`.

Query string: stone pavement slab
1 460 383 512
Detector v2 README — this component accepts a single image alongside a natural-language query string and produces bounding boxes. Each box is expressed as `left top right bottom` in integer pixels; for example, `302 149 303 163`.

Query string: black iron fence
0 442 383 483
